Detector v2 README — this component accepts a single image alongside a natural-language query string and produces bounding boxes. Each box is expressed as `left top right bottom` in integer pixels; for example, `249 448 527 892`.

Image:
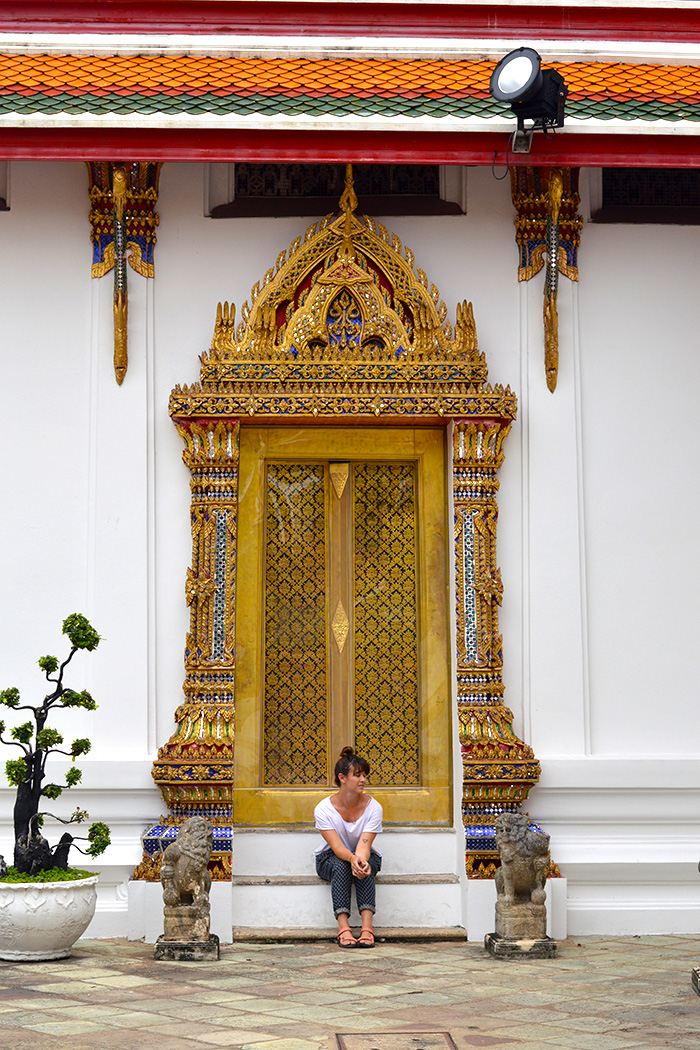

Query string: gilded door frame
147 167 542 881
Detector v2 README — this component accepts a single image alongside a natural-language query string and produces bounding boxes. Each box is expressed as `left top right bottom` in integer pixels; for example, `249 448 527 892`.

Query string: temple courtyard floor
0 935 698 1050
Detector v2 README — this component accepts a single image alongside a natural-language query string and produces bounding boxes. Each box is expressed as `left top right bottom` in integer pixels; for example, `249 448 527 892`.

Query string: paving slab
0 936 698 1049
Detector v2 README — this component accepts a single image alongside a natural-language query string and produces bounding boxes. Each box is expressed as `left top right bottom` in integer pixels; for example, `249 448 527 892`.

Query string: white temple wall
0 162 698 936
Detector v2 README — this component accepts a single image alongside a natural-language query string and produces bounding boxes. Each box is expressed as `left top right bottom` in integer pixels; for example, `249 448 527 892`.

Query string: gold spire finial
339 163 358 218
339 163 359 255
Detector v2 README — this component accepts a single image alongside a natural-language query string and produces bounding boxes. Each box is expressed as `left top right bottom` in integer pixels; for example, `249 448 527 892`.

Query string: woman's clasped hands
351 853 371 879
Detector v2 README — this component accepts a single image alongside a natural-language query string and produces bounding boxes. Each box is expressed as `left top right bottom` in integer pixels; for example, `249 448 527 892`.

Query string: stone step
232 926 467 941
232 873 459 886
230 874 463 929
128 879 464 943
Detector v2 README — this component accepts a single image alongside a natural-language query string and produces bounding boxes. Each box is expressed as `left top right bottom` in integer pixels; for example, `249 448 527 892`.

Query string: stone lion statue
161 817 213 941
494 812 549 906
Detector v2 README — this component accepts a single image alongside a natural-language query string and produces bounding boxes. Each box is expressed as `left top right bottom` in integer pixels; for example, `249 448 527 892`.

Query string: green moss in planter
0 866 96 883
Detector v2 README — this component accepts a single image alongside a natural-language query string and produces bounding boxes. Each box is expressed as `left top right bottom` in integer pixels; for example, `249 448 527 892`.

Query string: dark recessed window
592 168 700 225
0 160 8 211
207 163 466 217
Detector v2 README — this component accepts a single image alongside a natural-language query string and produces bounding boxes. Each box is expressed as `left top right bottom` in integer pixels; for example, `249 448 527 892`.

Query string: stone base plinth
495 901 547 942
154 934 220 961
485 932 557 959
163 904 210 943
692 968 700 995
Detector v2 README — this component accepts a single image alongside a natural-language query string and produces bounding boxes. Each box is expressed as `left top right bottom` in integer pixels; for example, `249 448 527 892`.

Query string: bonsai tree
0 614 110 876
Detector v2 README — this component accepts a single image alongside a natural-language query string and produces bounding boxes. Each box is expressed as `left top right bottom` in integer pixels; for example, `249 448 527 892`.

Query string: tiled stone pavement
0 936 698 1050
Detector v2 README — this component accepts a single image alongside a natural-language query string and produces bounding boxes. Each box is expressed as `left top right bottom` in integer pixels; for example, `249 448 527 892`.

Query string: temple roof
0 3 698 163
0 54 697 127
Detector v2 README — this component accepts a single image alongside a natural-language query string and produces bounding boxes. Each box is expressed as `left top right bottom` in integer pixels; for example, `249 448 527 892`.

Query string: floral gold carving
453 420 542 873
146 419 238 878
133 850 163 881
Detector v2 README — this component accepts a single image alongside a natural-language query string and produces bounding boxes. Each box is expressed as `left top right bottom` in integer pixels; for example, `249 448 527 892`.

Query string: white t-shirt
314 795 383 856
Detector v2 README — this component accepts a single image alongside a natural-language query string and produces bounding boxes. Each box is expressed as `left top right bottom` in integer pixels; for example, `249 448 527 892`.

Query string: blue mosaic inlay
462 509 478 661
142 822 233 855
464 820 546 856
211 510 228 660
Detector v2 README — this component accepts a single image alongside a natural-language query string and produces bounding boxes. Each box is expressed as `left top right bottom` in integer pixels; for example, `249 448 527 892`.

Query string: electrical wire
491 130 516 181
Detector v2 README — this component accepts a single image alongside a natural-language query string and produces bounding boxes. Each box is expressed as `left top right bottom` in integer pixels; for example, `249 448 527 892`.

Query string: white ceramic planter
0 875 98 961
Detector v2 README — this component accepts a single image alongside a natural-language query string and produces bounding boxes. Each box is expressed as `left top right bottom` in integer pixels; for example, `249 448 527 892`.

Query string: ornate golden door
234 426 451 824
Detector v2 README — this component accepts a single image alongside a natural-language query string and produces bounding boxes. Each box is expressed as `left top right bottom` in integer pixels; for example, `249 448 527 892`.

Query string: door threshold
232 926 467 942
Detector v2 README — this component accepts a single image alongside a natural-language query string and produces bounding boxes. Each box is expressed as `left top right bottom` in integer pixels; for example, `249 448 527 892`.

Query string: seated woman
314 746 383 948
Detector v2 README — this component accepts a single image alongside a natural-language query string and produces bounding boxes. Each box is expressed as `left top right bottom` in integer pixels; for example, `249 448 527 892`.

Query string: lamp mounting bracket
513 121 534 154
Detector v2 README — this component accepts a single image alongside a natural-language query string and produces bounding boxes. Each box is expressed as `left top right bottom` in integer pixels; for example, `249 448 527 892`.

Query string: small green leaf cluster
62 614 101 652
11 722 33 744
65 767 82 787
36 727 63 750
86 822 111 858
5 757 27 786
38 655 59 674
0 687 20 708
62 690 97 710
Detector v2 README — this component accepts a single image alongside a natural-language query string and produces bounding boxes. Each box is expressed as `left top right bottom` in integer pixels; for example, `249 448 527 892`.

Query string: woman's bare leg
337 913 356 946
357 909 375 947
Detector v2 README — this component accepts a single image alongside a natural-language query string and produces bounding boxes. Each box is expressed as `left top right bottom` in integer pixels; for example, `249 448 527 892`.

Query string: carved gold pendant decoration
87 161 162 385
511 166 582 393
329 462 350 499
331 601 350 653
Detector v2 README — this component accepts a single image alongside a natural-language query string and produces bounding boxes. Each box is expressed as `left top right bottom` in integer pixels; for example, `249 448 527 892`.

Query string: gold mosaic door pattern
234 427 451 825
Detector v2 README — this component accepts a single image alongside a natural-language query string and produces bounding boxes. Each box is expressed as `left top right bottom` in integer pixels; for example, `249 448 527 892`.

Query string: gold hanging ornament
87 161 162 385
112 166 128 385
511 167 582 392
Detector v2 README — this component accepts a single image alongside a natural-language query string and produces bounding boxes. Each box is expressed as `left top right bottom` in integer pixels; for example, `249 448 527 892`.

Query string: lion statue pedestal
154 817 220 961
485 813 557 959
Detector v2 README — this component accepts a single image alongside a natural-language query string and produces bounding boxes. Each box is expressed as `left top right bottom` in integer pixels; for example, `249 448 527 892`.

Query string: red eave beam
1 128 700 168
3 3 700 43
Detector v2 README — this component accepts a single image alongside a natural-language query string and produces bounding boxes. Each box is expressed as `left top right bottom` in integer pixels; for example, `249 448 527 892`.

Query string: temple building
0 0 699 940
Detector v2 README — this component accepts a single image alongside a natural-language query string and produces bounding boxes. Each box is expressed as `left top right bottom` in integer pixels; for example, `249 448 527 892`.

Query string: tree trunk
52 833 74 871
12 767 51 874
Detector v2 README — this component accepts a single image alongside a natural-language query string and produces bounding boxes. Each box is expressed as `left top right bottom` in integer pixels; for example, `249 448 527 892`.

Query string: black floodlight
490 47 568 152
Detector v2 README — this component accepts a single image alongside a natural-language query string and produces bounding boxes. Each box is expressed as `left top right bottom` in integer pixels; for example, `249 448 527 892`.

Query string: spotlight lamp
489 47 568 153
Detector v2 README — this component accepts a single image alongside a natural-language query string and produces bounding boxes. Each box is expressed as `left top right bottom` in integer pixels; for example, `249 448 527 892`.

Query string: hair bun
333 747 370 786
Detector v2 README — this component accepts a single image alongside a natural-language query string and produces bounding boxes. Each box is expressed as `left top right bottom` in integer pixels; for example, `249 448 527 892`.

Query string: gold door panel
353 462 420 786
234 426 451 825
263 462 328 785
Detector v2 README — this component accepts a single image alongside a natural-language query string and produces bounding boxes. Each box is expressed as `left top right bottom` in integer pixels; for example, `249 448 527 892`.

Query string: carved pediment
170 166 515 423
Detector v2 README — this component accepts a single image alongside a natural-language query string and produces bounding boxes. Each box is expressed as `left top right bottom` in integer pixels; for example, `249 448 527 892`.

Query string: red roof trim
1 126 699 167
2 3 700 42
